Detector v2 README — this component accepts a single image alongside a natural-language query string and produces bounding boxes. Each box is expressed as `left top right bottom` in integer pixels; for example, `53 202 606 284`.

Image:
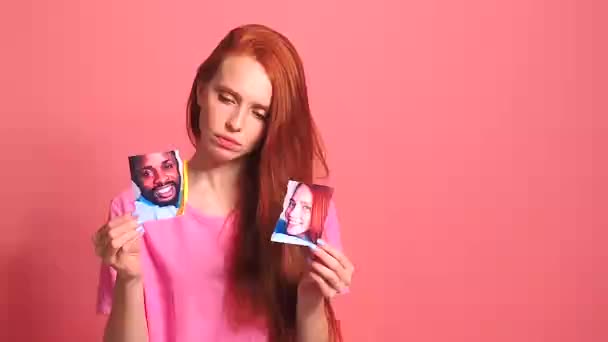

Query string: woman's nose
226 109 245 132
291 205 301 216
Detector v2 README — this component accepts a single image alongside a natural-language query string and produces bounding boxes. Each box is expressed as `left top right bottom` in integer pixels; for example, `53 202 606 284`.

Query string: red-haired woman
274 182 335 246
92 24 354 342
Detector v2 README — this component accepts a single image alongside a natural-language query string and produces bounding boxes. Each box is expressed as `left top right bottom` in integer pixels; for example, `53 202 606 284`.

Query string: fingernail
136 217 145 226
317 239 326 246
136 226 145 234
309 244 318 251
339 287 350 295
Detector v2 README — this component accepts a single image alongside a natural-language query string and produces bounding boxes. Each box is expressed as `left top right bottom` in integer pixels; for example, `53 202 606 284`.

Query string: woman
92 24 355 342
272 182 334 246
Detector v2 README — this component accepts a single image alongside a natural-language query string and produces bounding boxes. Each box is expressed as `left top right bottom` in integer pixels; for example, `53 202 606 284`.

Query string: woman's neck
186 149 245 217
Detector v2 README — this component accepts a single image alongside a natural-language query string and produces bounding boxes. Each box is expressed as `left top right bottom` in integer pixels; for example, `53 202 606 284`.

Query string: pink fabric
96 189 343 342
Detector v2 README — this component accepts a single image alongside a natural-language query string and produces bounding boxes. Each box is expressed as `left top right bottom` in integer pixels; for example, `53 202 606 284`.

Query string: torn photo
271 180 334 247
128 150 187 224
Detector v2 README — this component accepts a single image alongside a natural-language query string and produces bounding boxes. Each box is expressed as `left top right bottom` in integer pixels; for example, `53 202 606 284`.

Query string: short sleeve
95 191 134 315
322 200 344 251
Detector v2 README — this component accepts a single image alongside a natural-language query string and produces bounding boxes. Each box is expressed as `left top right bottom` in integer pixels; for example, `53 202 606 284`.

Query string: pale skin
93 55 354 342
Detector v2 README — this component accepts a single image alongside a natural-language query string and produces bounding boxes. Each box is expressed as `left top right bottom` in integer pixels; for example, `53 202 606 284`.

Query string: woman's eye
219 94 235 104
253 111 267 120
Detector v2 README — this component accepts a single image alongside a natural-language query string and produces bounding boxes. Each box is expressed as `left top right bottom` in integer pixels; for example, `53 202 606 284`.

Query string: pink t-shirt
96 188 343 342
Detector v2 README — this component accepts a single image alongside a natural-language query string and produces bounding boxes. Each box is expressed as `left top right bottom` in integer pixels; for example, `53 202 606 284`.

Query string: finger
92 232 101 249
103 213 138 233
95 214 138 245
310 261 347 293
93 225 108 245
316 239 355 273
95 241 105 258
121 229 144 252
94 229 109 257
105 218 140 245
103 227 143 260
97 226 137 255
310 271 338 298
310 247 352 287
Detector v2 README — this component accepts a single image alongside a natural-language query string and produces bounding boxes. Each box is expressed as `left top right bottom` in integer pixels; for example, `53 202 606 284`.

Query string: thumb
122 227 144 253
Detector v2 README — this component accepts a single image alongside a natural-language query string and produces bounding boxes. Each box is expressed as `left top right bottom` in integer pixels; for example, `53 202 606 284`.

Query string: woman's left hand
300 239 355 300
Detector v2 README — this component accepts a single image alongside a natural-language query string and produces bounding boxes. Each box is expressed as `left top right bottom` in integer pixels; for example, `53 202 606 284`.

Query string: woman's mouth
287 220 303 227
214 134 242 152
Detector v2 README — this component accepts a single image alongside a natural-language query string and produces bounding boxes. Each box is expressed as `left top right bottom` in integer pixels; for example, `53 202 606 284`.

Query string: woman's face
196 55 273 162
285 184 313 236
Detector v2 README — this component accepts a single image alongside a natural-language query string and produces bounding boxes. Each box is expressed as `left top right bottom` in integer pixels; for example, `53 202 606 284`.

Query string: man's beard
142 181 180 207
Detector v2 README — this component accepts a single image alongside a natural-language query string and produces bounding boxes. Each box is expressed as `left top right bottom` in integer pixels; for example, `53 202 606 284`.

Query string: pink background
0 0 602 341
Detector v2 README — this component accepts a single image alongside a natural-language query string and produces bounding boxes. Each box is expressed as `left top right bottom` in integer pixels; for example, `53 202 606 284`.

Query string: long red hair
186 24 342 342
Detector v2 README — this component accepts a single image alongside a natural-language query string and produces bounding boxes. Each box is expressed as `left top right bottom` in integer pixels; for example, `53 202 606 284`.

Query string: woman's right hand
93 213 144 280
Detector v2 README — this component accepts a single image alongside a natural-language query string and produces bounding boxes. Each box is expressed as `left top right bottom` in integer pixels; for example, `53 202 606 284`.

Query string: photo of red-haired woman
271 180 334 247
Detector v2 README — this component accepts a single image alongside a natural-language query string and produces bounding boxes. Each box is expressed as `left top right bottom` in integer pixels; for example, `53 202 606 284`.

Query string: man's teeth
156 185 172 194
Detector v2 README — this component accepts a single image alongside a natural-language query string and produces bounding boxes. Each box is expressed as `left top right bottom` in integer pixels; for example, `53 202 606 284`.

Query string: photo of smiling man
128 150 187 224
271 180 334 247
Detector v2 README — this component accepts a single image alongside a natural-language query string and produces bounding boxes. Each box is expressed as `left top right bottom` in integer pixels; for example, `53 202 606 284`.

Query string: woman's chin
287 226 306 236
202 145 246 164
